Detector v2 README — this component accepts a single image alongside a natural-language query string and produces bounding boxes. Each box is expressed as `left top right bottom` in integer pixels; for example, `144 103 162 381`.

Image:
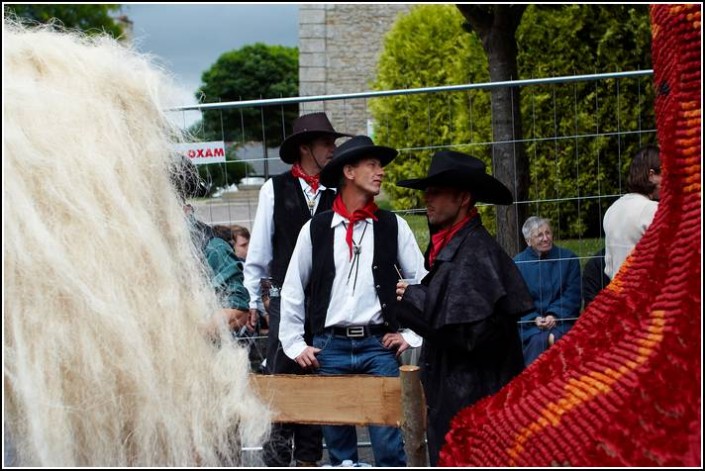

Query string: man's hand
395 281 410 301
295 346 321 369
382 332 410 358
221 308 250 331
202 308 250 339
247 309 260 331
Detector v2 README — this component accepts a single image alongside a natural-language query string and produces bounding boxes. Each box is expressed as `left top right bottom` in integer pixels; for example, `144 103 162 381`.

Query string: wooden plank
250 374 402 426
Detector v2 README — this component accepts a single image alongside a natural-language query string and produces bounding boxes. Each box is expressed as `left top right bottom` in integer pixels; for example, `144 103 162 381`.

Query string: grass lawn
398 213 430 252
560 238 605 269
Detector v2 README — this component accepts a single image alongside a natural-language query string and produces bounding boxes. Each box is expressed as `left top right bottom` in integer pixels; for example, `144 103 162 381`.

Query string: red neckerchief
428 207 478 268
291 162 320 193
332 195 379 259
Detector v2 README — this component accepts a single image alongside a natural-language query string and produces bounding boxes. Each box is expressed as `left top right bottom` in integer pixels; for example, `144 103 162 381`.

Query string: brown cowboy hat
396 150 513 205
279 112 352 164
319 135 398 188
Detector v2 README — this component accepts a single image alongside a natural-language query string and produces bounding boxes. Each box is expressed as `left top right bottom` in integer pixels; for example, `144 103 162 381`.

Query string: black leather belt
327 324 389 338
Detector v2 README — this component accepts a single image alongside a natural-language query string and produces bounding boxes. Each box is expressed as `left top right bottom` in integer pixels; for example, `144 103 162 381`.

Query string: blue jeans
312 332 406 467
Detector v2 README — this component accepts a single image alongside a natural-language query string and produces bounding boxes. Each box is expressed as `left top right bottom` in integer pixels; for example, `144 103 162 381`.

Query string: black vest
271 172 335 285
308 209 400 335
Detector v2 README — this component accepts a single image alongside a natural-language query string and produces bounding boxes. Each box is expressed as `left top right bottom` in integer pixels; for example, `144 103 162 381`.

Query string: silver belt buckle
346 326 365 338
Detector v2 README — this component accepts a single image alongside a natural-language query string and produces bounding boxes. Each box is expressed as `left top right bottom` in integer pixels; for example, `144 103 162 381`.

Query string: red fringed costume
440 4 701 467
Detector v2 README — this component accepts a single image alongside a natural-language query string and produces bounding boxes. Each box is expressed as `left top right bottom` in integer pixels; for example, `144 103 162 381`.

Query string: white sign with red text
173 141 226 165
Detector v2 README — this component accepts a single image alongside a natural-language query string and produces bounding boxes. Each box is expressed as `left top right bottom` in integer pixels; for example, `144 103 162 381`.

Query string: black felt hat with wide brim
319 135 398 188
279 112 352 164
396 150 513 205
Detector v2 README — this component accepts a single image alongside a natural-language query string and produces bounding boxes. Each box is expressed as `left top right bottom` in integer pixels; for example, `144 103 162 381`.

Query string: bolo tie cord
343 221 368 295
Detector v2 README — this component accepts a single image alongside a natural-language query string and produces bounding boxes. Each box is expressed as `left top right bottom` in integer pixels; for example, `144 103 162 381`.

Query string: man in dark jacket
395 151 534 466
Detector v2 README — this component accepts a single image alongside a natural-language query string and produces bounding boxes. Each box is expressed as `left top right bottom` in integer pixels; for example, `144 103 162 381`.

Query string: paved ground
241 428 376 467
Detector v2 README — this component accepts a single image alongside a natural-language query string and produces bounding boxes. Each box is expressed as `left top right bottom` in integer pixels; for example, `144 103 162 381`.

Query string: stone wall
299 4 412 136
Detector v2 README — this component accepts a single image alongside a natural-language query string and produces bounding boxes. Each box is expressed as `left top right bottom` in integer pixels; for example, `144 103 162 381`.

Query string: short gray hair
522 216 552 240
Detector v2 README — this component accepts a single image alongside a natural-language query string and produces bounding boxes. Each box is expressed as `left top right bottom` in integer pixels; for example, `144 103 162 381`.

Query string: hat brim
397 169 513 205
319 145 397 188
279 131 352 164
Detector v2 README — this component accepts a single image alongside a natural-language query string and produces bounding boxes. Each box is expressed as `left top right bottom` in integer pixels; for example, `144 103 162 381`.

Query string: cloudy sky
123 3 299 110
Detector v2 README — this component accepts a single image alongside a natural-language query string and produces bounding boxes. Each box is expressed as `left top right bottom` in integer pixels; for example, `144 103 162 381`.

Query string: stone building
298 4 412 136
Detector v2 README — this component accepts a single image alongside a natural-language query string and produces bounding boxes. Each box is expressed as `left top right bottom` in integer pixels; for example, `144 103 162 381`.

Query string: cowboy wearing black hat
279 136 427 467
243 112 350 467
394 150 534 466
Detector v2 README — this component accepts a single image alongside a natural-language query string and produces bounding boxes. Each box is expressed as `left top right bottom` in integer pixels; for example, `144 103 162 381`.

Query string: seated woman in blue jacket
514 216 581 366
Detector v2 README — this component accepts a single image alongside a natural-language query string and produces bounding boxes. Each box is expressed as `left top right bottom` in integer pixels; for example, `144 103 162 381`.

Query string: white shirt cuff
283 340 308 361
400 329 423 348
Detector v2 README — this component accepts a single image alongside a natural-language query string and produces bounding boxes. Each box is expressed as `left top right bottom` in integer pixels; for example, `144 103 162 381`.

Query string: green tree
456 4 529 254
195 43 298 146
373 4 653 245
4 4 124 37
516 5 654 238
371 5 496 229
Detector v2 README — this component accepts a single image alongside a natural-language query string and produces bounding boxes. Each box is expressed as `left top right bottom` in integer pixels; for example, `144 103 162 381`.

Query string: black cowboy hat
279 112 352 164
396 150 513 205
319 135 398 188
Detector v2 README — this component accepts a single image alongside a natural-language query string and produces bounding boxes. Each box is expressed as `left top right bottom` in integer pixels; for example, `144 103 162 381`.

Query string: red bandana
332 195 379 259
428 207 478 268
291 162 320 193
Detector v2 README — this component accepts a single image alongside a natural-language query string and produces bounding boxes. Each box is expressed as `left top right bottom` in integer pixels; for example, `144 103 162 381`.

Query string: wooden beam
400 365 428 467
250 374 402 426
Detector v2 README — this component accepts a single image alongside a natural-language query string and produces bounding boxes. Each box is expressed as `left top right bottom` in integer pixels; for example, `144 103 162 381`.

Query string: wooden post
400 365 427 467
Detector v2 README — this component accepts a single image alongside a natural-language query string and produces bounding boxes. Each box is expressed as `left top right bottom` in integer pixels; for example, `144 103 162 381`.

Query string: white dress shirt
280 212 428 360
243 176 328 311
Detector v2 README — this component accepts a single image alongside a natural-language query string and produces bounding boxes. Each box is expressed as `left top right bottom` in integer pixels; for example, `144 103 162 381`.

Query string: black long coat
397 217 534 466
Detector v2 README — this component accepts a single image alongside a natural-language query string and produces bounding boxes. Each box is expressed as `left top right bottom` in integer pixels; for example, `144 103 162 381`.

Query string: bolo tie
342 221 369 295
304 191 320 216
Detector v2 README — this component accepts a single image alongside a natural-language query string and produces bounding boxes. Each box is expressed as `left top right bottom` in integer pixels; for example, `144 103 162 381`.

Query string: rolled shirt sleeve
243 179 275 311
279 220 313 360
395 215 427 348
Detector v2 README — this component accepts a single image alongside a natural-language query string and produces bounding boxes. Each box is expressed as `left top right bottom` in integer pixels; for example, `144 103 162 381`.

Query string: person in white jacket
603 145 662 279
